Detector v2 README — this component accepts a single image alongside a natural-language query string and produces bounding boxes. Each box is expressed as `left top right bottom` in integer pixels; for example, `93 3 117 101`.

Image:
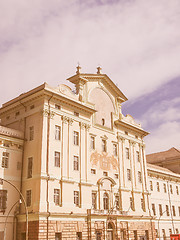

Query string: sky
0 0 180 154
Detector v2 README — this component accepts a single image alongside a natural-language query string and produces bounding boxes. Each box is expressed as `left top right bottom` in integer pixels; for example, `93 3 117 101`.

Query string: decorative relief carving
79 122 91 130
61 115 68 124
42 109 55 119
90 151 118 171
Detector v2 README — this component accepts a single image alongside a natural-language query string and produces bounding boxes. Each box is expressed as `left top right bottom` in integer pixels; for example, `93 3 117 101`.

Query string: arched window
103 192 109 210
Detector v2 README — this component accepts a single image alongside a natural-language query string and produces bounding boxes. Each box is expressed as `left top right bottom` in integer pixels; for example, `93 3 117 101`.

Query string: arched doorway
107 222 115 240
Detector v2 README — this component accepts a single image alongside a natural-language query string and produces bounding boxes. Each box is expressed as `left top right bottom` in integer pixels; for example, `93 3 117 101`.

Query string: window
55 125 61 140
21 233 26 240
136 151 140 162
73 156 79 171
103 171 108 176
114 173 119 179
29 126 34 141
115 194 120 210
134 230 138 240
76 232 82 240
155 229 158 238
145 230 149 240
169 229 172 235
15 111 20 116
73 131 79 145
130 197 134 210
138 171 142 183
91 169 96 175
113 144 117 156
17 161 21 170
74 112 79 117
6 116 10 120
55 232 62 240
26 190 31 207
179 206 180 216
74 191 79 206
166 205 170 216
55 104 61 110
30 105 34 109
54 189 60 205
150 181 153 191
127 169 131 181
102 118 105 126
125 148 129 159
96 230 102 240
103 192 109 210
170 184 173 194
54 151 60 167
163 183 167 193
90 136 95 150
175 229 179 234
172 205 176 216
162 229 166 239
141 198 145 211
125 131 128 135
0 190 7 213
176 186 179 195
2 152 9 168
27 157 33 178
92 192 97 209
157 182 160 192
159 204 162 216
152 204 156 215
102 139 107 152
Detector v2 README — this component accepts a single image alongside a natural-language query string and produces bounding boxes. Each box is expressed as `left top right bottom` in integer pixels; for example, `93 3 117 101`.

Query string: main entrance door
107 223 114 240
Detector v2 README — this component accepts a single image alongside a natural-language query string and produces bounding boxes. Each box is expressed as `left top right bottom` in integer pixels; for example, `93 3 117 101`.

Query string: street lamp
0 178 28 240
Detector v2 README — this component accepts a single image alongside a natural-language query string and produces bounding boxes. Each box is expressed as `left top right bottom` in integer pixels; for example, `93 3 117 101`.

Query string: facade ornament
97 66 102 74
117 133 125 142
49 111 55 119
76 64 81 75
85 124 91 131
68 118 74 126
79 122 86 129
61 115 69 124
42 109 49 117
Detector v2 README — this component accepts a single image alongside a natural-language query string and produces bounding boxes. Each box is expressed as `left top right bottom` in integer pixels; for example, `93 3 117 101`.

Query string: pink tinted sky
0 0 180 153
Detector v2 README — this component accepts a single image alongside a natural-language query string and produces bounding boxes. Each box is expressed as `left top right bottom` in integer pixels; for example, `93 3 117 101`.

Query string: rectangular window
73 156 79 171
91 169 96 175
103 171 108 176
179 206 180 216
102 139 107 152
163 183 167 193
55 125 61 140
0 190 7 213
76 232 82 240
74 112 79 117
141 198 145 211
30 105 34 109
125 148 129 159
96 230 102 240
74 191 79 206
115 194 120 210
166 205 170 216
172 205 176 216
92 192 97 209
150 181 153 191
145 230 149 240
136 151 140 162
176 186 179 195
2 152 9 168
157 182 160 192
55 232 62 240
130 197 134 210
162 229 166 239
113 144 117 156
170 184 173 194
55 104 61 110
159 204 162 216
134 230 138 240
54 151 60 167
138 171 142 183
29 126 34 141
27 157 33 178
15 111 20 116
127 169 131 181
152 203 156 215
74 131 79 145
169 229 172 235
26 190 31 207
175 229 179 234
54 189 60 205
90 136 95 150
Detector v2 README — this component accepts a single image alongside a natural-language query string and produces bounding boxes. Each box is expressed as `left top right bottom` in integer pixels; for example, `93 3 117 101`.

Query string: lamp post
0 178 28 240
157 210 167 240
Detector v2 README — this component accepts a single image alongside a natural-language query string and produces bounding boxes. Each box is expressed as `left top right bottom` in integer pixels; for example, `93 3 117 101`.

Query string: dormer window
102 118 105 126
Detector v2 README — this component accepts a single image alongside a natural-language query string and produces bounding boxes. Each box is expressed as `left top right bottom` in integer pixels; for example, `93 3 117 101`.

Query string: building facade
0 67 179 240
